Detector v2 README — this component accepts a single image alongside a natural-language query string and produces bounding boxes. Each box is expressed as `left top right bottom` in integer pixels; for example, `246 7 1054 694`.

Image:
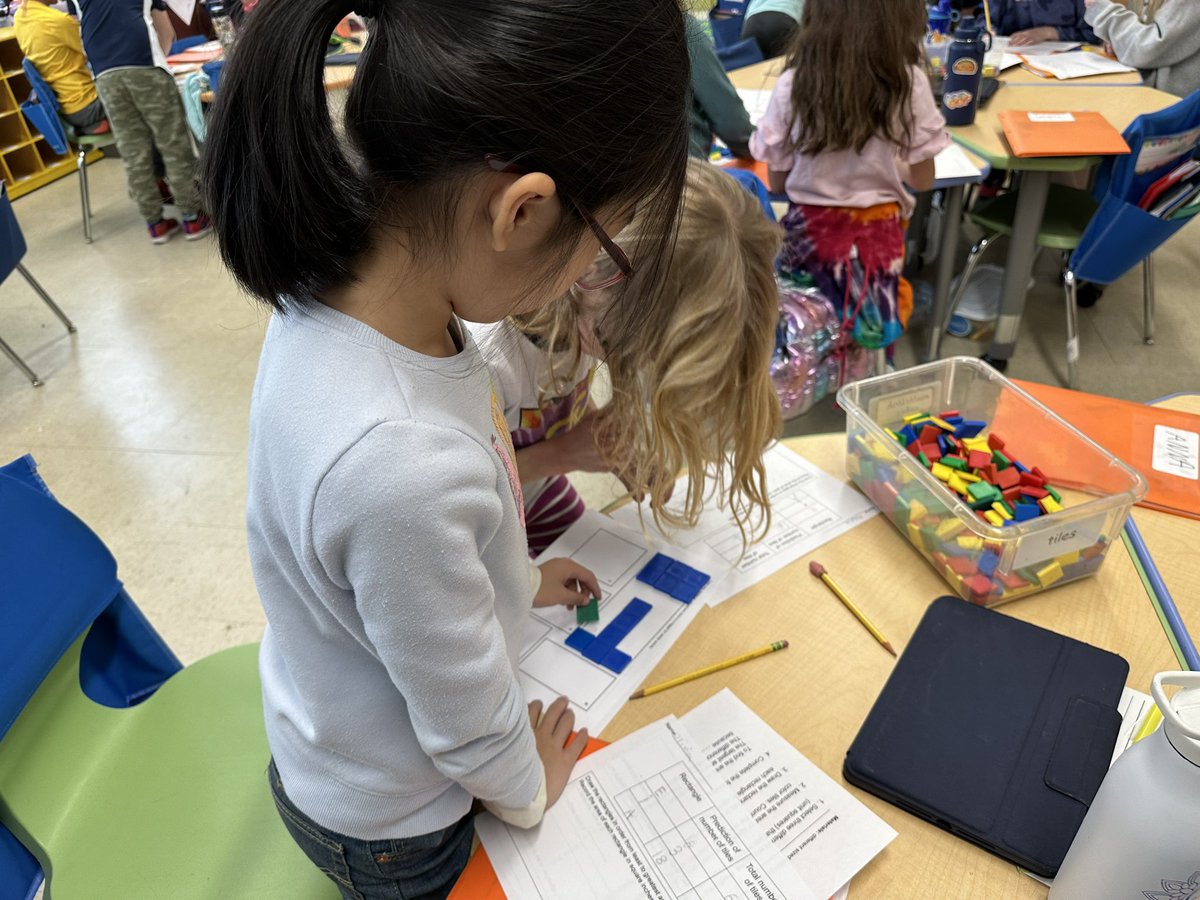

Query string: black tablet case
844 596 1128 878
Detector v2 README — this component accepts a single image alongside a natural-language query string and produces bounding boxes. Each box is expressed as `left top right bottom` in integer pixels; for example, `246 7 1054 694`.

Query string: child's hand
1008 26 1059 46
534 558 601 608
529 697 588 809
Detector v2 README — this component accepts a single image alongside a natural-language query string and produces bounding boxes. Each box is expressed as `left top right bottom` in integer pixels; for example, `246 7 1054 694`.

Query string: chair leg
0 333 43 387
17 264 76 334
1062 269 1080 389
77 147 93 243
1142 255 1156 346
936 234 995 346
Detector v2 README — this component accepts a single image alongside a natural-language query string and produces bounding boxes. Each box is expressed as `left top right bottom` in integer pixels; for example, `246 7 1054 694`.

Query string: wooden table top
599 424 1195 898
948 83 1179 170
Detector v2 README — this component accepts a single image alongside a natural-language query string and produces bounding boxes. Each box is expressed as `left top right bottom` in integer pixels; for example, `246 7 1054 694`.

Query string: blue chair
0 185 76 387
0 455 183 900
168 34 208 55
21 60 116 244
0 456 337 900
938 90 1200 387
717 36 764 72
708 6 745 50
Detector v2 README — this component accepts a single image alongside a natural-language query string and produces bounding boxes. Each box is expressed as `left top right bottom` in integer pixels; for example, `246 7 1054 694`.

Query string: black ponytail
201 0 691 314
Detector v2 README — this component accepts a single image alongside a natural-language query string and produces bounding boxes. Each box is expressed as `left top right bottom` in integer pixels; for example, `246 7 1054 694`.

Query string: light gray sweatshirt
1086 0 1200 98
247 302 544 840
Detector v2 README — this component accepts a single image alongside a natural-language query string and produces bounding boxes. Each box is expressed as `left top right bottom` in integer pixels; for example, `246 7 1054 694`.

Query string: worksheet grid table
614 762 769 900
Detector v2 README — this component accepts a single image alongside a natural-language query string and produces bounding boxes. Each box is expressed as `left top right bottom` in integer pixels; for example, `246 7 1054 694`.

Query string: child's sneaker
181 212 212 241
148 218 180 244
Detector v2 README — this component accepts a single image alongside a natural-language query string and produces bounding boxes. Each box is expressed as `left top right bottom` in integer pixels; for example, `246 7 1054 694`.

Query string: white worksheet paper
990 36 1081 55
476 717 819 900
610 444 878 605
523 511 731 732
682 691 896 899
1019 51 1137 80
934 144 984 182
737 88 774 127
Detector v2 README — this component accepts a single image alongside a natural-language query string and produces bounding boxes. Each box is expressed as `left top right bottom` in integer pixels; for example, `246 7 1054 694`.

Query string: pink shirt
750 65 951 218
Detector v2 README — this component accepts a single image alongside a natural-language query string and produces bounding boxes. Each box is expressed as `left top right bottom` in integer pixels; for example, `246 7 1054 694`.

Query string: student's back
76 0 168 76
988 0 1097 45
13 0 98 117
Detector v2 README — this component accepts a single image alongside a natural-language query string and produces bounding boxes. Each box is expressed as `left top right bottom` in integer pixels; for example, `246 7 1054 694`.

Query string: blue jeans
267 760 474 900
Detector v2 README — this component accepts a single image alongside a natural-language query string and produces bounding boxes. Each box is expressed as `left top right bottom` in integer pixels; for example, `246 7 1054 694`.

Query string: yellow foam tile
929 416 956 431
1037 560 1064 586
908 521 925 550
991 502 1013 521
948 473 968 495
931 462 952 482
956 535 983 551
936 519 965 540
903 412 930 423
908 500 928 521
958 471 981 483
984 510 1004 527
1057 550 1081 566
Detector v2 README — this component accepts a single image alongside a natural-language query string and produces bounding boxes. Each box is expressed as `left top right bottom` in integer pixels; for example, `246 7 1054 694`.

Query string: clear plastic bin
836 357 1148 606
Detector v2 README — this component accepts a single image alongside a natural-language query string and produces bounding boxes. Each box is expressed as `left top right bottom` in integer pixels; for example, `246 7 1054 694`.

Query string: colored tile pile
847 409 1106 606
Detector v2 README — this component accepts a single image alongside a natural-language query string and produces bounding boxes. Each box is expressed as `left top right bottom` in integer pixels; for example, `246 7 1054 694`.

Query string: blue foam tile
1013 503 1040 522
601 649 632 673
636 554 673 587
956 420 987 439
565 629 594 653
978 550 999 578
583 638 618 665
1013 460 1030 474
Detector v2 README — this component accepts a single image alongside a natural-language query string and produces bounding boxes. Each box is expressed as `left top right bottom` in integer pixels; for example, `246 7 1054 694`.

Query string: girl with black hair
200 1 691 896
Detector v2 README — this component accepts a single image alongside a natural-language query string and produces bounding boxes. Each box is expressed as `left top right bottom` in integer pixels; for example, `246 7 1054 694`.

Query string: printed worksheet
990 36 1081 55
522 511 730 732
610 444 877 604
736 88 774 127
682 691 896 900
476 717 820 900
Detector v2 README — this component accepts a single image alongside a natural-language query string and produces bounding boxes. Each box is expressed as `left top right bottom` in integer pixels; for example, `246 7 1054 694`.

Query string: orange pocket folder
1014 381 1200 521
448 736 609 900
998 110 1130 157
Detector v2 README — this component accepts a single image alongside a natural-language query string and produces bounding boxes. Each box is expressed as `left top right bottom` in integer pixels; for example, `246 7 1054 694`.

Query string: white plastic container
837 357 1148 606
1049 672 1200 898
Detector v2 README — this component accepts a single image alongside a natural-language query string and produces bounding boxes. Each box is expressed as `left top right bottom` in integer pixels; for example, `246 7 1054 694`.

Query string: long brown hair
519 160 783 547
784 0 928 155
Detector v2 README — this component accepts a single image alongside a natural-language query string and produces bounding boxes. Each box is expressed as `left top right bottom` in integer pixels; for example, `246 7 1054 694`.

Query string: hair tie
353 0 381 18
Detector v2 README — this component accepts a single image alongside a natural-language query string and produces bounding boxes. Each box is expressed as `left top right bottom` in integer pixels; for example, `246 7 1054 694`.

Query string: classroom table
944 84 1179 366
592 429 1197 899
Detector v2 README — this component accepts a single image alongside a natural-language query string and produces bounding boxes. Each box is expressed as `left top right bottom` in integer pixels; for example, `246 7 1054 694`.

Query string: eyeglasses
485 155 635 292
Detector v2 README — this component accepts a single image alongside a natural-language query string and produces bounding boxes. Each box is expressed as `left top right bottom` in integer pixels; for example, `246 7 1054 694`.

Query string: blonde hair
520 159 783 546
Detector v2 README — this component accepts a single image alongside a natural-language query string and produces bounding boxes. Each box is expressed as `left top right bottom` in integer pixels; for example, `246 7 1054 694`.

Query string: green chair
22 59 116 244
0 470 338 900
934 183 1105 388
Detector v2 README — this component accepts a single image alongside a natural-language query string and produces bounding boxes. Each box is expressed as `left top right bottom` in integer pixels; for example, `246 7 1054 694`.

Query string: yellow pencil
629 640 789 700
1131 704 1163 744
809 561 896 657
982 0 993 34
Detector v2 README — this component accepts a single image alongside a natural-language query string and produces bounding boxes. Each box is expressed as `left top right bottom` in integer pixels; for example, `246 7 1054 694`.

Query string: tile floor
2 157 1198 662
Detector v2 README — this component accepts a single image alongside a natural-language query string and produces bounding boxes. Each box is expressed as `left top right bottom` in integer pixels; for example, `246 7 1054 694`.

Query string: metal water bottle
940 14 989 126
1049 672 1200 899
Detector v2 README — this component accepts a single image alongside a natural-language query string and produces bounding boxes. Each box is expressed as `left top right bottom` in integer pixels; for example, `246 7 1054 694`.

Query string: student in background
751 0 949 354
77 0 210 242
476 159 782 555
741 0 805 59
988 0 1098 46
13 0 108 133
686 16 753 158
200 0 690 895
1085 0 1200 97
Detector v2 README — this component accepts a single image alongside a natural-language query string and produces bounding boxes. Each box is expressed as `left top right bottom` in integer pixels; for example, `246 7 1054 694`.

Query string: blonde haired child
751 0 950 352
476 159 784 554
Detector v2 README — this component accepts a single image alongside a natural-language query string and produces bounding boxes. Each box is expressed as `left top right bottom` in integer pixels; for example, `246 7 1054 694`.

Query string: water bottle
208 0 238 56
1049 672 1200 899
940 14 990 126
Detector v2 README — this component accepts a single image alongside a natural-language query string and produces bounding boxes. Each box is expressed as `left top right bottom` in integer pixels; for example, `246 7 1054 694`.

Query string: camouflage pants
94 67 200 221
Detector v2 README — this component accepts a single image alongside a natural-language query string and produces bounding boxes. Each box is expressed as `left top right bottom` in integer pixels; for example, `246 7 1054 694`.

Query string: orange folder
1013 380 1200 521
447 736 609 900
997 109 1130 157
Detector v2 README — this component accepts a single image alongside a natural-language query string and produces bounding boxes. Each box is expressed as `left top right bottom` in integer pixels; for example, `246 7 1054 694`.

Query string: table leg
986 170 1051 363
928 184 965 362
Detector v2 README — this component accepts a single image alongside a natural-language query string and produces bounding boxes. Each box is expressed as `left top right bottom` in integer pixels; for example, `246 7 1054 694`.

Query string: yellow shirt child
14 0 99 116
